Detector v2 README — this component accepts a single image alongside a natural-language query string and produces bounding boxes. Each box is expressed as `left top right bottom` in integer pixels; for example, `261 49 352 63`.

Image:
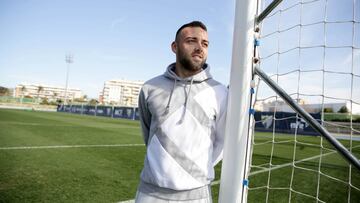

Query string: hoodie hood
162 63 212 123
164 63 212 82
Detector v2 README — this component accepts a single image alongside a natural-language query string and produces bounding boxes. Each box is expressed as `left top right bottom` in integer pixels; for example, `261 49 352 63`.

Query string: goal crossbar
256 0 283 24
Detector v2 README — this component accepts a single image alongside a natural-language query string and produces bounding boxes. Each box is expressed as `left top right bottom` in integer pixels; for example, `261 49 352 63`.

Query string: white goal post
218 0 258 202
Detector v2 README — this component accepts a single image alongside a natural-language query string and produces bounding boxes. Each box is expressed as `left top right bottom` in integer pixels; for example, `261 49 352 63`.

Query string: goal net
219 0 360 202
247 0 360 202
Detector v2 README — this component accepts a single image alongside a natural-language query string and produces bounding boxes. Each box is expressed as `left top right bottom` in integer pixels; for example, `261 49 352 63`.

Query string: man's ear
171 41 177 54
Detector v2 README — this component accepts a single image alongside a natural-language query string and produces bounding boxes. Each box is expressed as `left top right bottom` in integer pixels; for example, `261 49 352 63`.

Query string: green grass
324 113 360 122
0 109 359 202
0 109 144 202
249 132 360 202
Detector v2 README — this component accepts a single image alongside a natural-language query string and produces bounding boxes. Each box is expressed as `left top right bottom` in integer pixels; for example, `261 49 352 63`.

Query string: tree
56 99 63 104
41 98 49 105
323 108 333 113
37 86 44 104
89 99 98 106
338 106 349 113
73 95 87 103
0 86 10 96
20 85 27 104
73 98 84 103
53 92 59 101
21 85 26 93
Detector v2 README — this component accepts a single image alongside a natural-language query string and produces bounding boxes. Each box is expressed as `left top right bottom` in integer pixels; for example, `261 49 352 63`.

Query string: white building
100 79 143 107
255 99 360 114
15 83 83 102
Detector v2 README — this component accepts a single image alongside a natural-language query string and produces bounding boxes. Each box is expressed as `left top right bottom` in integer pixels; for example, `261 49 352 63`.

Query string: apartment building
15 83 82 102
255 99 360 114
100 79 143 107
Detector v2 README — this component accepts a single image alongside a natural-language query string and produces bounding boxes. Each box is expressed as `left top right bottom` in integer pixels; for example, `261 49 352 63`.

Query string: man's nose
194 43 203 52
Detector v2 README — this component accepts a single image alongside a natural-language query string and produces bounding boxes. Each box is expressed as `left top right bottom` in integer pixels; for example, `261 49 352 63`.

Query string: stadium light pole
64 54 73 105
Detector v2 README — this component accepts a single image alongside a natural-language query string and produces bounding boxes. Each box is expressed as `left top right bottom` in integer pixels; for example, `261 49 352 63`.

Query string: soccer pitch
0 109 359 202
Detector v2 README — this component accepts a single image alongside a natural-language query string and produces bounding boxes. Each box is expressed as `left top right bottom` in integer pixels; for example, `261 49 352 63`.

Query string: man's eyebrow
184 37 209 43
184 37 198 40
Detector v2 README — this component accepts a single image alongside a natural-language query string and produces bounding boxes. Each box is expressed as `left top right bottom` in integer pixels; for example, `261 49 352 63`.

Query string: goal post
218 0 258 202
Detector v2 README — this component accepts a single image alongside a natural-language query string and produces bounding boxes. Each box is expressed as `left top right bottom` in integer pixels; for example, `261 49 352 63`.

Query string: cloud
110 17 127 31
90 50 130 62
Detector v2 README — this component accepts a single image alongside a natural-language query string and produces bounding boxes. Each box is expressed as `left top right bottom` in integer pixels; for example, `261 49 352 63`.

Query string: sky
257 0 360 106
0 0 235 98
0 0 358 107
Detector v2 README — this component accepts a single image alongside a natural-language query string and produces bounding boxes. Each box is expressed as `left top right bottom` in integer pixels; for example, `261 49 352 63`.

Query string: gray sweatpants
135 191 213 203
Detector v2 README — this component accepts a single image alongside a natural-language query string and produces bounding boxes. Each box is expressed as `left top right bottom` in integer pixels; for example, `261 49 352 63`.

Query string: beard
178 49 206 72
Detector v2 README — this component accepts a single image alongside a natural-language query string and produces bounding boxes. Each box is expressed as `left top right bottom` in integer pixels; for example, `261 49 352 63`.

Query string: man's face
173 27 209 73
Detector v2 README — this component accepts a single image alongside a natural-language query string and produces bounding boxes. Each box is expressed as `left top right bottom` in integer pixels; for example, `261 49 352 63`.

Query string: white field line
210 150 337 186
0 121 73 127
211 145 360 186
249 151 334 176
117 150 338 203
0 144 145 150
118 200 135 203
0 121 139 129
116 146 360 203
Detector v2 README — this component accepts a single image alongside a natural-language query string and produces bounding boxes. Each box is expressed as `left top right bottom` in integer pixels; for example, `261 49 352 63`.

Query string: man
136 21 228 202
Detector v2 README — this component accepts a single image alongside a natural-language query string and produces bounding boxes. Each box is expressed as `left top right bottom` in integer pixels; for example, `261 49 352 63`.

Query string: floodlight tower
64 54 74 105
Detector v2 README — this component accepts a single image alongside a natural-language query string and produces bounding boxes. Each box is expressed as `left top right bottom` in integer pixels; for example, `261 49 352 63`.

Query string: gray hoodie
138 63 228 200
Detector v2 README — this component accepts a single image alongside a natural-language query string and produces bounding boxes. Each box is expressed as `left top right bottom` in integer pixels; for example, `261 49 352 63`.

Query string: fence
57 104 139 120
0 96 36 104
254 111 322 136
58 104 324 135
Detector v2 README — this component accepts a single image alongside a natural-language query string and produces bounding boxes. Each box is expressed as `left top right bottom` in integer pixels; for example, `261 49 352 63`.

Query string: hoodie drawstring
164 77 194 124
177 77 194 124
164 79 177 115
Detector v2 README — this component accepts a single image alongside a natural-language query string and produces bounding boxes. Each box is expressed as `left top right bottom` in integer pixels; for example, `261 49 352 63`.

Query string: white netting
248 0 360 202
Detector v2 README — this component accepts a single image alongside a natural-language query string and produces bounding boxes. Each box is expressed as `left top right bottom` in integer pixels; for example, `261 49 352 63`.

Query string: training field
0 109 359 202
0 109 145 202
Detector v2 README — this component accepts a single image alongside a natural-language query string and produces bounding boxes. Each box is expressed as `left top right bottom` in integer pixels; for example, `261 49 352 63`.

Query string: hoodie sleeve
138 88 151 146
212 91 228 166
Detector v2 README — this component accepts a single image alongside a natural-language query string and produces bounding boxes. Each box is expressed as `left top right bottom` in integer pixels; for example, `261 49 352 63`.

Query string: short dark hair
175 21 207 42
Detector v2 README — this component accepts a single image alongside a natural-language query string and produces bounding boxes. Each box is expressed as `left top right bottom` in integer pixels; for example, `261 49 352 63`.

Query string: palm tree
37 86 44 104
83 94 88 102
53 92 58 101
20 85 26 104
